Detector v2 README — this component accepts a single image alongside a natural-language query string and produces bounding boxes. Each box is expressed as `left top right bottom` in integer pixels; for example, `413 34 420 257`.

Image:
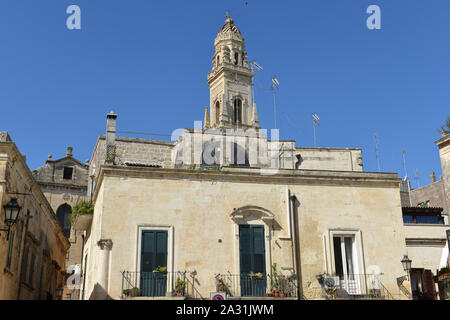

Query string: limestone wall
83 167 408 300
0 141 69 300
404 224 448 272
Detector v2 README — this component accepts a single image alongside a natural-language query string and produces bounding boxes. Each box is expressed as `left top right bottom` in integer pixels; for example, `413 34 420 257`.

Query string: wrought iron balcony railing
215 273 298 298
121 271 191 298
319 274 395 300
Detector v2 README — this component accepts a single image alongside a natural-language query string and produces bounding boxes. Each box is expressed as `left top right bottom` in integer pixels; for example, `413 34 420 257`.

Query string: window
239 225 266 297
230 143 249 167
416 215 440 224
402 215 414 224
215 101 220 124
56 204 72 237
63 167 73 180
402 213 443 224
234 52 239 65
332 235 360 294
216 55 220 65
6 230 15 269
234 99 242 124
21 247 29 283
28 253 36 287
333 236 356 278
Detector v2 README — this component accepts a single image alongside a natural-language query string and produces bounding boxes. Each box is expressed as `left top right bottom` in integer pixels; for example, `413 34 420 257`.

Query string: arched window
215 101 220 124
234 99 242 124
201 140 222 167
56 204 72 238
216 55 220 66
234 52 239 65
230 143 250 167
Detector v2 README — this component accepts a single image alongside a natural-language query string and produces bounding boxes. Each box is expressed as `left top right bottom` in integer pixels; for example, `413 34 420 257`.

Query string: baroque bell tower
206 14 259 130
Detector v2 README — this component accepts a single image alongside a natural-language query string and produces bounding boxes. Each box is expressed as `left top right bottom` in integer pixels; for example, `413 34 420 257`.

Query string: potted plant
153 266 167 274
437 267 450 281
175 278 186 296
270 263 280 297
123 287 139 297
249 272 263 280
217 279 231 296
324 287 337 299
70 200 94 225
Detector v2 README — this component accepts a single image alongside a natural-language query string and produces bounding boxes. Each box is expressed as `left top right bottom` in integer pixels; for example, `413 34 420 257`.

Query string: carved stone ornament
97 239 113 250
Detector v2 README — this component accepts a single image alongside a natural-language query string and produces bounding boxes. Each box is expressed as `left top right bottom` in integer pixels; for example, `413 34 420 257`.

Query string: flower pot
279 292 285 298
176 291 184 296
273 290 280 297
264 293 272 297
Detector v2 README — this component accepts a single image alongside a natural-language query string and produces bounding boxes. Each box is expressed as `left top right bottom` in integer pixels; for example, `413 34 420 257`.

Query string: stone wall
410 180 447 213
436 134 450 219
0 139 69 300
83 166 408 300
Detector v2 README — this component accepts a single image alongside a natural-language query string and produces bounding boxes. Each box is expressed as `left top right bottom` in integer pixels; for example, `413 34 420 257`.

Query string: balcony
318 274 395 300
214 273 298 299
121 271 200 299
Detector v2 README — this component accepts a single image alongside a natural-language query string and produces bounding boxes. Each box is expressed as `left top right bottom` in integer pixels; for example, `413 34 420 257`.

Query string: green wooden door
140 230 168 297
239 225 266 296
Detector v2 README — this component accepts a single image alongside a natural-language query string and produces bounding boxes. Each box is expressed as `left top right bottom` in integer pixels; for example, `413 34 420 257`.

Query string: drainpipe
80 233 86 300
285 188 296 278
290 193 302 299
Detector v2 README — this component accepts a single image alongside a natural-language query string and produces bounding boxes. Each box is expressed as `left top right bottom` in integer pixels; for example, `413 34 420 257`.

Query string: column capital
97 239 113 250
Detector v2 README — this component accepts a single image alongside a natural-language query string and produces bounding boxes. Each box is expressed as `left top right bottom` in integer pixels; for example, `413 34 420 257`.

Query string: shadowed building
32 147 89 300
0 132 69 300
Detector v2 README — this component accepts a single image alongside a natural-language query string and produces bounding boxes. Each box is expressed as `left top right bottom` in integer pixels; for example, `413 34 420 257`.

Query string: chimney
430 172 436 183
66 146 73 157
106 111 117 164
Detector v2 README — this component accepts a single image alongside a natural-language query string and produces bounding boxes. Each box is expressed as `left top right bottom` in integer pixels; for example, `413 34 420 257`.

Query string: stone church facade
32 147 89 300
80 17 412 300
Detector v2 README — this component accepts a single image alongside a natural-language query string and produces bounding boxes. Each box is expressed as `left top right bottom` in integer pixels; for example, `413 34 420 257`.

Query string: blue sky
0 0 448 188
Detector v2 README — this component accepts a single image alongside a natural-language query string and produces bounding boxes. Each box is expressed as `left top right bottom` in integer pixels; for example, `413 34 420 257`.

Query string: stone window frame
230 206 275 289
134 225 175 296
135 225 174 274
326 229 366 277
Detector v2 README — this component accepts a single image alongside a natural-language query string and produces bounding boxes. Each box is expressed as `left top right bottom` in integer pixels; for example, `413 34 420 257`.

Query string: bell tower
206 14 259 130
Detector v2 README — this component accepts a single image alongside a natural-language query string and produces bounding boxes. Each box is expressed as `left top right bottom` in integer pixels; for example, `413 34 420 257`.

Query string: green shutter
141 231 168 272
239 225 265 275
155 231 168 269
252 226 265 274
239 225 252 274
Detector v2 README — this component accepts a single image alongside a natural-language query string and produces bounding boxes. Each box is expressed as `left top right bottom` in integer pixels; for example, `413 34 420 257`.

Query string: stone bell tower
206 14 259 130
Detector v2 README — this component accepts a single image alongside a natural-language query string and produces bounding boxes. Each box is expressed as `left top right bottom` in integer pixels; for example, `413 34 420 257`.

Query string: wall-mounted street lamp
401 254 412 279
1 198 21 240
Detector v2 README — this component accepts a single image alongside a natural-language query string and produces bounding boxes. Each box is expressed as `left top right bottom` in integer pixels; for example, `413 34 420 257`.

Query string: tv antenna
312 113 320 147
401 150 408 179
374 134 381 172
263 77 280 129
250 61 263 107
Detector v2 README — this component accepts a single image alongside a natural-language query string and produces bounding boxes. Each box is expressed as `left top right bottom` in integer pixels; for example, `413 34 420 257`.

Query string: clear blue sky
0 0 448 188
